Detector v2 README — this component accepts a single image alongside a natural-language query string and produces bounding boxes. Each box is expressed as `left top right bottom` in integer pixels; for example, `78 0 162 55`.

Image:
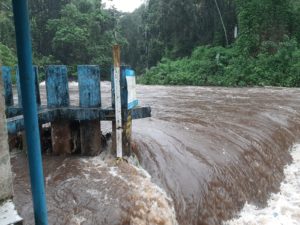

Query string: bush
139 38 300 87
0 42 17 66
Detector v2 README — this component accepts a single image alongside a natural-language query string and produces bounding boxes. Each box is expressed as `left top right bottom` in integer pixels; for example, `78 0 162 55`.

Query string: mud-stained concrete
11 84 300 224
0 75 13 201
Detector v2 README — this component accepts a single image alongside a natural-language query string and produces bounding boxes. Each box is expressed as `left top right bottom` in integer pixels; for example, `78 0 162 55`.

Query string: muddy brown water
11 83 300 225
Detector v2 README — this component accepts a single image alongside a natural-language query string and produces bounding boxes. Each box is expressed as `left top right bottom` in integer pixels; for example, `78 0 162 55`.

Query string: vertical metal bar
12 1 48 224
113 45 123 158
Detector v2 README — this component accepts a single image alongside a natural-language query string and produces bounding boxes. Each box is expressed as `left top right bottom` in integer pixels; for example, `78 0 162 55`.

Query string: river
11 83 300 224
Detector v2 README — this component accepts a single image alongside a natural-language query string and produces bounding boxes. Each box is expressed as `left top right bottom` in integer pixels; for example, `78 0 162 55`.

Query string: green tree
235 0 293 55
0 0 15 50
0 42 17 66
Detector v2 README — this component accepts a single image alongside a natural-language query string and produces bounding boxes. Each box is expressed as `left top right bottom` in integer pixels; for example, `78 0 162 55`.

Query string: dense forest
1 0 300 86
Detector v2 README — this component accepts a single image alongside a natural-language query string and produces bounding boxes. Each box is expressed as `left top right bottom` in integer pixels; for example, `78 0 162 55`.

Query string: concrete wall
0 69 13 201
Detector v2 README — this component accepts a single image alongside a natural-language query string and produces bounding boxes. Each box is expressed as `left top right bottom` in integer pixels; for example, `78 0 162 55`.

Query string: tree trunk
214 0 229 46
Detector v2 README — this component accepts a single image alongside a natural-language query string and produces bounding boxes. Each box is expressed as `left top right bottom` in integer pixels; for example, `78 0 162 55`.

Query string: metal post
113 45 123 158
12 1 48 224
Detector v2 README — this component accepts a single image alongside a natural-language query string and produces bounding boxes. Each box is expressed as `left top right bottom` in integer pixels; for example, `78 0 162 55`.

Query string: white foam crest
45 174 52 185
86 189 102 196
80 156 106 169
108 166 130 185
129 178 179 224
69 215 86 225
224 144 300 225
124 159 179 225
80 154 179 225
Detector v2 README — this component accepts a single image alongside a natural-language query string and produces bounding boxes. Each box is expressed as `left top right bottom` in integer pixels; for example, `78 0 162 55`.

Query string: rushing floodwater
225 144 300 225
11 83 300 224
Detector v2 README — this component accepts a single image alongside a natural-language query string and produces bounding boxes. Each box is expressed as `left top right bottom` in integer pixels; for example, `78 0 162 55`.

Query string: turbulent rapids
11 83 300 225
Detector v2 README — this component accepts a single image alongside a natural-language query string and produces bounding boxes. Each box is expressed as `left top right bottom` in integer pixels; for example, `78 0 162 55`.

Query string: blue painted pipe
12 1 48 224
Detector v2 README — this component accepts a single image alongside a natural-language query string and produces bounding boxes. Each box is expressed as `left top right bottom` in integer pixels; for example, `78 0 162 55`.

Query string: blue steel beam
12 0 48 224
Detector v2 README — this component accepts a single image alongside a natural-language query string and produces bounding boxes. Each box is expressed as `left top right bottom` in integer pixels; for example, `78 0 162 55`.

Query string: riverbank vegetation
1 0 300 86
137 0 300 86
139 38 300 87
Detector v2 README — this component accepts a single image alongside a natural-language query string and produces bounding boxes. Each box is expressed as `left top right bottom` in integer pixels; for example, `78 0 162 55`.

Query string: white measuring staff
113 45 123 158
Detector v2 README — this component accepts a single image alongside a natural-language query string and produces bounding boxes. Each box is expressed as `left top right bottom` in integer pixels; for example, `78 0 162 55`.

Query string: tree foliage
0 0 124 76
138 0 300 87
1 0 300 86
139 37 300 87
120 0 237 72
0 42 17 66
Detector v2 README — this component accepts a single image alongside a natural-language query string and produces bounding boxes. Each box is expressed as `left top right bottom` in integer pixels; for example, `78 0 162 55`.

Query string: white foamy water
0 200 23 225
80 154 179 225
225 144 300 225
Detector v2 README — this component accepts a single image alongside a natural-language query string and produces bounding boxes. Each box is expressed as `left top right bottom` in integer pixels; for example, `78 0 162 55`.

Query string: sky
102 0 144 12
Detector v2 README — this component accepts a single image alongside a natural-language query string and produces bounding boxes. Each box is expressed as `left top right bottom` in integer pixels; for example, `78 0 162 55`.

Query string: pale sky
102 0 144 12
